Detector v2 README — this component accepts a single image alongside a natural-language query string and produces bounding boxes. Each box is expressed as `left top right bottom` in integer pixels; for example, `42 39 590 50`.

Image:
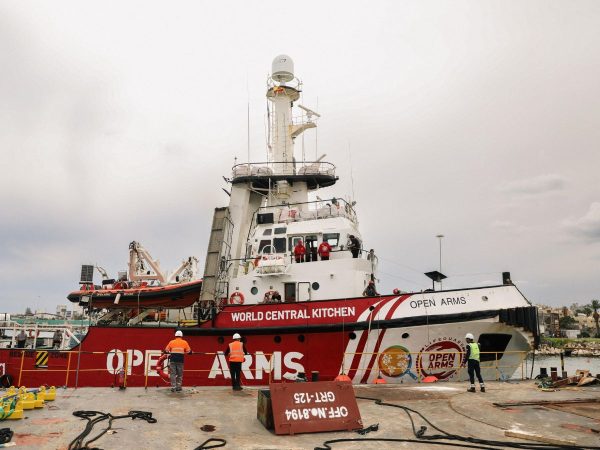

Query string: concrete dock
3 381 599 449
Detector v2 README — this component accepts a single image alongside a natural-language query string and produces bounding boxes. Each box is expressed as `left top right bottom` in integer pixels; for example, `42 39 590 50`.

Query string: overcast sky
1 1 599 313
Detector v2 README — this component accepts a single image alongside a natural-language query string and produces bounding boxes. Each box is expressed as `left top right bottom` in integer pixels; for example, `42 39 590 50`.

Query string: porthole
349 332 357 340
482 296 488 301
312 282 320 290
251 287 258 295
274 335 282 343
369 305 375 311
298 335 305 342
217 336 224 344
402 333 409 339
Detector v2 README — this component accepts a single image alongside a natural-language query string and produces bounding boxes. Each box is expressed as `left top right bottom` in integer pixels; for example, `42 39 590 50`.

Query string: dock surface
3 381 599 449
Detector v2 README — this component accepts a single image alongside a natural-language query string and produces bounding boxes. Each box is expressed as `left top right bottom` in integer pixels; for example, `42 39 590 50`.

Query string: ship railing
257 197 358 225
231 161 336 180
341 350 531 382
5 349 279 389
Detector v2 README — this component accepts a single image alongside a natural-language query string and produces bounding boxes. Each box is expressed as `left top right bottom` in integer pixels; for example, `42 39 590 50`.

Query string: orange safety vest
166 337 191 355
228 341 245 362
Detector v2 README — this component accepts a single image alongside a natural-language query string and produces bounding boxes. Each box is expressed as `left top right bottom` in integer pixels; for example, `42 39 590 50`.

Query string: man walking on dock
225 333 248 391
465 333 485 392
165 330 191 392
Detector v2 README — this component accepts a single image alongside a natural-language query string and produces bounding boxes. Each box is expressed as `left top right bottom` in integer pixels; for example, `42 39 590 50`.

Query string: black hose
0 427 13 445
68 410 157 450
194 438 227 449
314 396 600 450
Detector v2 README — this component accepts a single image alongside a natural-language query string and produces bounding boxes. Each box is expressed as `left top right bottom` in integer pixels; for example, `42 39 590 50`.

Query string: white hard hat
465 333 474 340
233 333 241 340
175 330 183 337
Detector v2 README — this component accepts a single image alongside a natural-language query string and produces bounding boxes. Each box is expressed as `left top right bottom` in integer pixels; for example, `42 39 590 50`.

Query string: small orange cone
374 376 387 384
335 373 352 382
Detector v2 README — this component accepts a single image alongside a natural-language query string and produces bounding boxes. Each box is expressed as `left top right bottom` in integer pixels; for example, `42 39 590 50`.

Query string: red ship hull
0 292 537 388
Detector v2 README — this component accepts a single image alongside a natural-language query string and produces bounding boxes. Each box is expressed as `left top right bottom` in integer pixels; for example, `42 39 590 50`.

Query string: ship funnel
272 54 294 82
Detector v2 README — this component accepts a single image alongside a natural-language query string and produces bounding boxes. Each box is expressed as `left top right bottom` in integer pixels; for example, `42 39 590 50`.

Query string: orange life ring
153 353 170 383
229 291 245 305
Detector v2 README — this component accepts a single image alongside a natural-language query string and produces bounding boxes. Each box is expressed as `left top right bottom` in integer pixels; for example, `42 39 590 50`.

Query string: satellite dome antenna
271 54 294 83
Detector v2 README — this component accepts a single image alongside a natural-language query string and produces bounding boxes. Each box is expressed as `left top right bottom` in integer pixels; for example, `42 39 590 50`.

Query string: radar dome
271 54 294 82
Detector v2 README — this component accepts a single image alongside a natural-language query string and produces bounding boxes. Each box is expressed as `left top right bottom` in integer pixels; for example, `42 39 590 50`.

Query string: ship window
284 283 296 302
305 235 318 262
274 335 282 343
349 332 357 340
251 287 258 295
312 282 320 290
298 334 305 342
258 239 271 254
274 227 286 235
477 333 512 362
323 233 340 247
263 229 272 236
273 237 286 253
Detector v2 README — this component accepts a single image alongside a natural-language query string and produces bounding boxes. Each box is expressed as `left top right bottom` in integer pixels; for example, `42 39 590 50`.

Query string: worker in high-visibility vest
465 333 485 392
165 330 192 392
224 333 249 391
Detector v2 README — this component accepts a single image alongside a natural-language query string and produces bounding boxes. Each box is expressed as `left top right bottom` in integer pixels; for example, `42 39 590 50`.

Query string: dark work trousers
351 249 360 258
170 361 184 389
230 361 242 389
468 359 484 385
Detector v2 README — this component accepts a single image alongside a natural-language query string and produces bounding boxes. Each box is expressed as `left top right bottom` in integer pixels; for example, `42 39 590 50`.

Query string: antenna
297 104 321 118
348 143 355 200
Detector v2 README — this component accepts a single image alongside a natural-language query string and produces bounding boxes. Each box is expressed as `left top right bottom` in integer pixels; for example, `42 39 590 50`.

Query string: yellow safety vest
468 342 480 361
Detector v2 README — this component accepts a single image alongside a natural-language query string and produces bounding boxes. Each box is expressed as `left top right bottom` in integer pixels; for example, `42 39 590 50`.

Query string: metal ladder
198 207 233 321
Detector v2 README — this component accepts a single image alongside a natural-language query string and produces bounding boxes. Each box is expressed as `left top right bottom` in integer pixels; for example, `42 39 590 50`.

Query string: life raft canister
229 291 245 305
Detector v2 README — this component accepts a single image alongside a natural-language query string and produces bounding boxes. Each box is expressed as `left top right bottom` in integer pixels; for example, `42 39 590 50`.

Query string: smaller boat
67 241 202 310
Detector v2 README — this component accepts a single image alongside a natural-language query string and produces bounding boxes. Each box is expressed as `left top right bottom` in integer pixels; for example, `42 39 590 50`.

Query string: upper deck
231 161 338 190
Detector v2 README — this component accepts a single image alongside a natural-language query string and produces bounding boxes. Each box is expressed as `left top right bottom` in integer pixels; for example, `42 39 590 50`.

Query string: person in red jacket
294 240 306 263
318 241 332 261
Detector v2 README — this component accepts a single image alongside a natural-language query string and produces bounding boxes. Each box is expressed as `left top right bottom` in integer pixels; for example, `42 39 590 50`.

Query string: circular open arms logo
378 345 417 379
416 338 466 380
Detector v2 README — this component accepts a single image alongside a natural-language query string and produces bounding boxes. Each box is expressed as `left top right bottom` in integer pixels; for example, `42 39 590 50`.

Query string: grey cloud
499 174 567 195
563 202 600 242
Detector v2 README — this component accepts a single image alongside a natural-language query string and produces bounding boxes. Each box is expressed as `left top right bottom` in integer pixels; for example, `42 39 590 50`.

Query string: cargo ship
0 56 538 389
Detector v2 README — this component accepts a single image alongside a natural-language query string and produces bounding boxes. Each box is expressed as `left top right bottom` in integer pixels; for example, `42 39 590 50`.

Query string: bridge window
274 227 286 235
263 229 272 236
258 240 271 254
323 233 340 247
273 237 286 253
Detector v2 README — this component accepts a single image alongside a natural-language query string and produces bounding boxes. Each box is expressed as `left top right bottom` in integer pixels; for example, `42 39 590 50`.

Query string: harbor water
526 354 600 377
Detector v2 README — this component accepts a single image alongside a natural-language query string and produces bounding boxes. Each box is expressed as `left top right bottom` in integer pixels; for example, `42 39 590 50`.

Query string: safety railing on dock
341 350 530 382
3 349 530 388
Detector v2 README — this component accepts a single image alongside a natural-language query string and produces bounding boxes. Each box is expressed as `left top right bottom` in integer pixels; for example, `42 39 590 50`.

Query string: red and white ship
0 56 538 388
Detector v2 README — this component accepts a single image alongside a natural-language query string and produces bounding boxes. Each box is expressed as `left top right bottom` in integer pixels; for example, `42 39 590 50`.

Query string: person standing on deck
294 240 306 263
165 330 192 392
465 333 485 392
347 235 361 258
318 240 332 261
16 330 27 348
225 333 249 391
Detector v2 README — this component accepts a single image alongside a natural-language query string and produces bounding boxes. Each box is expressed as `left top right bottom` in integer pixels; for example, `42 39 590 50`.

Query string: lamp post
436 234 444 289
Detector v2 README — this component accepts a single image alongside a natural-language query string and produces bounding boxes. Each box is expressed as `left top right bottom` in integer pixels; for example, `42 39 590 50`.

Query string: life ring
153 353 170 383
229 291 245 305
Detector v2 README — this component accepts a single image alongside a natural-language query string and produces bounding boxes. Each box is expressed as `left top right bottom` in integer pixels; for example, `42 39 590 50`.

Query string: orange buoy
335 374 352 383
